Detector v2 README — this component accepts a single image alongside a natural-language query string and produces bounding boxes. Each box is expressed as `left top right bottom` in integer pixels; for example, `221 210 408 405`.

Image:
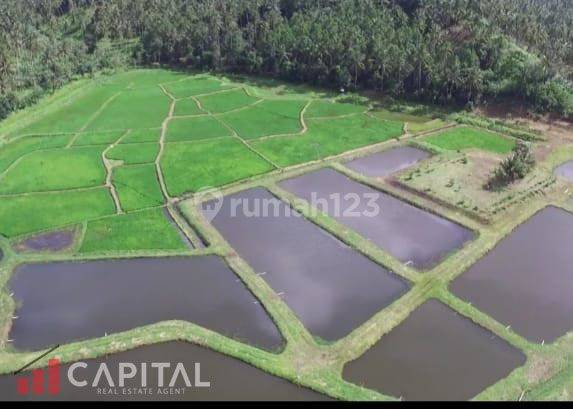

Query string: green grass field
12 86 120 136
166 116 231 142
221 99 306 139
165 77 235 99
197 88 260 113
174 98 204 116
72 130 125 146
0 146 106 194
252 114 404 166
0 134 72 173
423 127 515 153
0 188 115 237
305 100 366 118
120 128 161 144
161 137 275 195
113 164 164 211
86 87 171 131
107 142 159 165
79 208 188 253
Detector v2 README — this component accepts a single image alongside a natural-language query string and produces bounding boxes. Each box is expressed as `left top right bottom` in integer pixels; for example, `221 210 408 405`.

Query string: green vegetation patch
165 77 235 99
408 118 448 133
252 114 404 166
174 98 204 116
109 69 187 89
162 137 274 195
79 208 188 253
221 99 306 139
166 116 231 142
107 143 159 165
305 100 365 118
423 127 515 153
120 128 161 144
0 188 115 237
113 164 164 212
13 86 120 136
86 87 170 131
0 134 72 174
0 146 106 194
197 88 259 113
73 130 125 146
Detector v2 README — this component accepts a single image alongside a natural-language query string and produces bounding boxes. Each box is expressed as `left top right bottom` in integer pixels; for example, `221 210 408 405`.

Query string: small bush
485 141 536 191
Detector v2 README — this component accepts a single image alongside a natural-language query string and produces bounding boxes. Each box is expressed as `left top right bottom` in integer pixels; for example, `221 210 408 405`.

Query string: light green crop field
72 130 125 146
86 86 171 131
0 146 106 194
197 88 260 113
0 68 570 403
174 98 204 116
165 77 235 99
252 114 404 166
161 137 275 195
107 142 159 165
79 208 188 253
0 188 114 237
120 128 161 144
221 99 306 139
423 126 515 153
13 86 120 136
305 100 366 118
0 134 72 173
166 116 231 142
113 164 164 211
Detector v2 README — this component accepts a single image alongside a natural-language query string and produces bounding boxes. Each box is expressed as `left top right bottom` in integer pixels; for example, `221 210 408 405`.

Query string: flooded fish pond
555 160 573 182
342 300 525 401
279 168 473 269
0 341 328 401
344 146 430 178
204 187 409 341
451 206 573 343
8 256 282 351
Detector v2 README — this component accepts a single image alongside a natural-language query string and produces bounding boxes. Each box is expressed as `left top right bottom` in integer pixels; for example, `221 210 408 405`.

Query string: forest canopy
1 0 572 121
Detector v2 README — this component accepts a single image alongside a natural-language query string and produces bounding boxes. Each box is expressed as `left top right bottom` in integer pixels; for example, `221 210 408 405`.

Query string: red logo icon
16 359 60 395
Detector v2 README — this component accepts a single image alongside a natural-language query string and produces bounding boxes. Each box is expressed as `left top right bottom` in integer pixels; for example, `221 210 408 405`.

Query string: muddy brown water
14 230 75 252
8 256 282 352
451 206 573 343
279 168 474 270
345 146 430 177
555 160 573 182
0 341 329 401
343 300 525 401
204 187 409 341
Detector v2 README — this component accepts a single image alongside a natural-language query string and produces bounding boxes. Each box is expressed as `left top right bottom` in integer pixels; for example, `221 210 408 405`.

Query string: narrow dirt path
66 92 122 148
101 130 130 214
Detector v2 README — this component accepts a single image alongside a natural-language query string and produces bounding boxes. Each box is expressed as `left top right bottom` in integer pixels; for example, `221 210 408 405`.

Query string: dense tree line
1 0 572 122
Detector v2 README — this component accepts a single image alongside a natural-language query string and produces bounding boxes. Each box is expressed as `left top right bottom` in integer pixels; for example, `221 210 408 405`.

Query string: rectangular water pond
342 300 525 401
204 187 409 341
451 206 573 343
0 341 329 401
8 256 282 351
555 160 573 182
344 146 430 178
279 168 473 269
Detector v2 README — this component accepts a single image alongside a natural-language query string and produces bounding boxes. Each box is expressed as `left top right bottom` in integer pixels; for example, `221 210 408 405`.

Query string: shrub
485 141 536 191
